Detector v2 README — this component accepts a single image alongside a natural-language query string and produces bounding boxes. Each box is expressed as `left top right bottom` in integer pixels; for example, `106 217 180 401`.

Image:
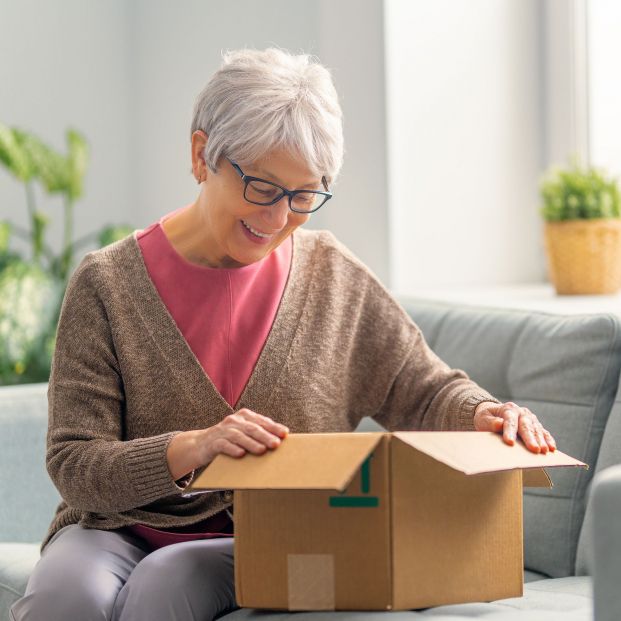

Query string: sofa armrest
592 464 621 621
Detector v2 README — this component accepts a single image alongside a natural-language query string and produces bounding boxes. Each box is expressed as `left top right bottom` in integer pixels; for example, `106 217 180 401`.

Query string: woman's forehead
245 149 322 186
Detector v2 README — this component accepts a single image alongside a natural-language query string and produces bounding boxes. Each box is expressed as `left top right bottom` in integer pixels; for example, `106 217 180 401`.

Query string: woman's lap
10 524 237 621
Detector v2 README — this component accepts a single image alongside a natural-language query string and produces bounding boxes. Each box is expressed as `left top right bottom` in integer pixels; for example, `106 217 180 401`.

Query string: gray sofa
1 299 621 621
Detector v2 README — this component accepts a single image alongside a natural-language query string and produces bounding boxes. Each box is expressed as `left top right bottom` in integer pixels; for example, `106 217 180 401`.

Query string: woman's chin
223 247 269 268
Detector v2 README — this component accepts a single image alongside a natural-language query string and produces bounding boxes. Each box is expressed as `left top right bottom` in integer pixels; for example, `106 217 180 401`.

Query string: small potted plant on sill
540 161 621 295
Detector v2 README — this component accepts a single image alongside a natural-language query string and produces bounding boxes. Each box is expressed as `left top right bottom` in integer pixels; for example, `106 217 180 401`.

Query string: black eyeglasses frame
227 158 332 214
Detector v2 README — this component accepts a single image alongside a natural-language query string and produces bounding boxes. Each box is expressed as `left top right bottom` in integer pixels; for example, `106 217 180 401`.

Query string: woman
11 48 555 621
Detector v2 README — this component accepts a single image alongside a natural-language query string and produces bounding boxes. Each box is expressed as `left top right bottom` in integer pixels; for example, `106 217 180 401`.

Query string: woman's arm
371 323 499 432
46 257 190 513
47 256 289 511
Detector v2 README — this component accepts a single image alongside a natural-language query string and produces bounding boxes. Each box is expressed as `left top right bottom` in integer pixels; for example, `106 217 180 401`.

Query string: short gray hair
191 48 344 183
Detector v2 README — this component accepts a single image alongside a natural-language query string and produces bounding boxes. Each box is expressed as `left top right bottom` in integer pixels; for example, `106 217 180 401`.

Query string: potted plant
540 161 621 295
0 122 133 385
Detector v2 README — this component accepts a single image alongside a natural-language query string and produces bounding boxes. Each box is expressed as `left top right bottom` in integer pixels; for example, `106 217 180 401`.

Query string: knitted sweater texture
43 228 497 551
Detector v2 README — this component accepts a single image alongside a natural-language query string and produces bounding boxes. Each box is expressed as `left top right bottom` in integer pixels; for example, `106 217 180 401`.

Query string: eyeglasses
227 158 332 214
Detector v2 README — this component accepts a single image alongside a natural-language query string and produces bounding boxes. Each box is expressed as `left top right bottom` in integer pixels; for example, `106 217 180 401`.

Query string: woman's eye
250 182 277 196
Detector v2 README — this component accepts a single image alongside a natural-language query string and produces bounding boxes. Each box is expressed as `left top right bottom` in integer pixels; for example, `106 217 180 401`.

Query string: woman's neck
161 203 243 269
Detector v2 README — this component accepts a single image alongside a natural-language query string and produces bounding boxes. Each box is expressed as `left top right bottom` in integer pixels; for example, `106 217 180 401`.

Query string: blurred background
1 0 620 383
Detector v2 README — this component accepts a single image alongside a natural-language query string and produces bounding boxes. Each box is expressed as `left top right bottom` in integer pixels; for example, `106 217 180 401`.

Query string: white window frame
543 0 590 168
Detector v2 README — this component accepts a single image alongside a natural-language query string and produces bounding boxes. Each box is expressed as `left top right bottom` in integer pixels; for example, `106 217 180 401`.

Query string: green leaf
0 260 63 385
0 123 34 181
97 225 134 248
32 211 50 260
539 162 621 222
66 128 89 201
12 128 70 194
0 221 11 254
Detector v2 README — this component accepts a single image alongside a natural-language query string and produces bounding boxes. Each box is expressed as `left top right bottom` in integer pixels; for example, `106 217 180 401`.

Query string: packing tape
287 554 335 610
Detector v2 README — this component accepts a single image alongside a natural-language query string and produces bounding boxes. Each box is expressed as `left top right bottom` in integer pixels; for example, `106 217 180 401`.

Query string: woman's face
193 132 323 268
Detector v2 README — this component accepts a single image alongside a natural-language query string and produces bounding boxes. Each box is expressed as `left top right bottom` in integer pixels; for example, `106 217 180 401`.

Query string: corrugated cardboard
188 431 586 611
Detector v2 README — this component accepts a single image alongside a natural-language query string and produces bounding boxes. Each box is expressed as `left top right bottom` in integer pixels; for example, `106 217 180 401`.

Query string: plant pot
544 218 621 295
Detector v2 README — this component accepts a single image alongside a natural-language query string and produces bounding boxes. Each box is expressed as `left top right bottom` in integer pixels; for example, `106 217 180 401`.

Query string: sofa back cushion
0 383 61 543
403 298 621 578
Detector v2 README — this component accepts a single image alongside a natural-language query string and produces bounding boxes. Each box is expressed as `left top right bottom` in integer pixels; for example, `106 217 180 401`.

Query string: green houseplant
540 162 621 295
0 122 133 385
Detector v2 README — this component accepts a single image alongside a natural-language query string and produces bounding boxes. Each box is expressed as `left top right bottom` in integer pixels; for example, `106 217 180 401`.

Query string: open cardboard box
188 431 586 611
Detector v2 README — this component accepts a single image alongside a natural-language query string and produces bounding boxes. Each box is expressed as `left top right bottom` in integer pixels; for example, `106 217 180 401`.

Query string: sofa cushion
222 577 591 619
0 383 61 543
575 375 621 575
0 542 40 618
402 299 621 578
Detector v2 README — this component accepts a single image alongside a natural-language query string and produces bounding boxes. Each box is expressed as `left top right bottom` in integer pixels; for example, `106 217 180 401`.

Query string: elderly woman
11 48 555 621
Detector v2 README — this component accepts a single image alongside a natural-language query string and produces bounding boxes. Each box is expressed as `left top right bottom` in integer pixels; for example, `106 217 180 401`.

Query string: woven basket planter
544 218 621 294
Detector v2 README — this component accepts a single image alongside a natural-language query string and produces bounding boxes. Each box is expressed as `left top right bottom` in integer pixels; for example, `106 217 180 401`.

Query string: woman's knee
11 585 117 621
113 539 236 621
10 525 148 621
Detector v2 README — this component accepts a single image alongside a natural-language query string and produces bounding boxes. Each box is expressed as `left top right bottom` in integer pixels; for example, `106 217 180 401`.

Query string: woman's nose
260 196 290 230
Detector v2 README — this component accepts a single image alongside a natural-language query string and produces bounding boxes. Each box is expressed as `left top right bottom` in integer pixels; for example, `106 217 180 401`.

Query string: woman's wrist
166 429 208 481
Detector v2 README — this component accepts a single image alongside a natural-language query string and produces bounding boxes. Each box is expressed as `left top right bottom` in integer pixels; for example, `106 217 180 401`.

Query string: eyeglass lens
245 179 326 212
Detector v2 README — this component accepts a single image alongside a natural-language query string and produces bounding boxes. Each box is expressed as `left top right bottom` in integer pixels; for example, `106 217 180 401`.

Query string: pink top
136 205 292 407
127 205 292 549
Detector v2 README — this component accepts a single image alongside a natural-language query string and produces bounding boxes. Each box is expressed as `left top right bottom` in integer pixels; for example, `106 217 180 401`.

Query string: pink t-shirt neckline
155 205 272 275
136 205 292 408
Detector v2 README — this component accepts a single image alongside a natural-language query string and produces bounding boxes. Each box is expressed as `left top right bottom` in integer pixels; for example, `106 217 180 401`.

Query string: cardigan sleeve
313 230 500 432
372 323 500 432
46 255 188 514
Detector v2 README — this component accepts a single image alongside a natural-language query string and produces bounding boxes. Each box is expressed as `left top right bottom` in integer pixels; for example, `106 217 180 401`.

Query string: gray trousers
10 524 237 621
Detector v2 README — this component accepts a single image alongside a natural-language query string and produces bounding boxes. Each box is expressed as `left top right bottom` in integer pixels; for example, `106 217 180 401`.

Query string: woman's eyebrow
254 167 321 189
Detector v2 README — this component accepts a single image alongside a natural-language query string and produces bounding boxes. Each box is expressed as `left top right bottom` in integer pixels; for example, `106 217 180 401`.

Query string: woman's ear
191 130 208 183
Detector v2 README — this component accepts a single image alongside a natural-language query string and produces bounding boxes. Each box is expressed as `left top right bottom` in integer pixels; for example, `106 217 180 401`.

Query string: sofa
1 298 621 621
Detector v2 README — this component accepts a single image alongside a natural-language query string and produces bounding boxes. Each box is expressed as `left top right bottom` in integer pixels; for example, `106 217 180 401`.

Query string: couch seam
493 394 600 408
0 581 23 598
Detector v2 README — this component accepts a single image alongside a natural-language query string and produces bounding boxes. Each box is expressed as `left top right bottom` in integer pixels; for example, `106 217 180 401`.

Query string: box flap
189 432 385 492
393 431 587 475
522 468 552 488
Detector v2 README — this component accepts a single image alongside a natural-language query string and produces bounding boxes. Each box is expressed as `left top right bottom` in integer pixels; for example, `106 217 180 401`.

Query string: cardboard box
188 431 586 611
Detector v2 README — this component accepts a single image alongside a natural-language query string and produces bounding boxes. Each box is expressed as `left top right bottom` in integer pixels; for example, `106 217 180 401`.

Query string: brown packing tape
287 554 335 610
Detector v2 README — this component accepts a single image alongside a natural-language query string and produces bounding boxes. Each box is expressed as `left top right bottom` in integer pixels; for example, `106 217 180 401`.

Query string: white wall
588 0 621 176
385 0 546 294
314 0 389 284
2 1 560 293
129 0 321 228
129 0 389 282
0 0 133 258
1 0 389 282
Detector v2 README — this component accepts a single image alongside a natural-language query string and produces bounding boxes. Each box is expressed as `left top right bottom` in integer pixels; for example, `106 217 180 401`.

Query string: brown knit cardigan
43 227 498 551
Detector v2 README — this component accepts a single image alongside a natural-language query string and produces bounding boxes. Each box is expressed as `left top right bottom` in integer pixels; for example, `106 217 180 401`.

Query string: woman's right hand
166 409 289 482
198 408 289 464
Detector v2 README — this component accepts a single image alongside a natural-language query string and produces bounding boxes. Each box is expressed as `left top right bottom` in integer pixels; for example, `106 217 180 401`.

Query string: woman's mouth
242 220 272 238
240 220 273 245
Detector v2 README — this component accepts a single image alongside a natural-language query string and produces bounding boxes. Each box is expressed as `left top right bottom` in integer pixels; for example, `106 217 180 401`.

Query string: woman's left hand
473 401 557 454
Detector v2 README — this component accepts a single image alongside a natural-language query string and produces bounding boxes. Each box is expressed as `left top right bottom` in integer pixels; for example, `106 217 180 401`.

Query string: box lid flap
189 432 385 491
393 431 587 475
522 468 552 488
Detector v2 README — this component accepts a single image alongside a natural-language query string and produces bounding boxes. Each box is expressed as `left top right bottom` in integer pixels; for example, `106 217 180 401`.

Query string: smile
242 220 272 238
